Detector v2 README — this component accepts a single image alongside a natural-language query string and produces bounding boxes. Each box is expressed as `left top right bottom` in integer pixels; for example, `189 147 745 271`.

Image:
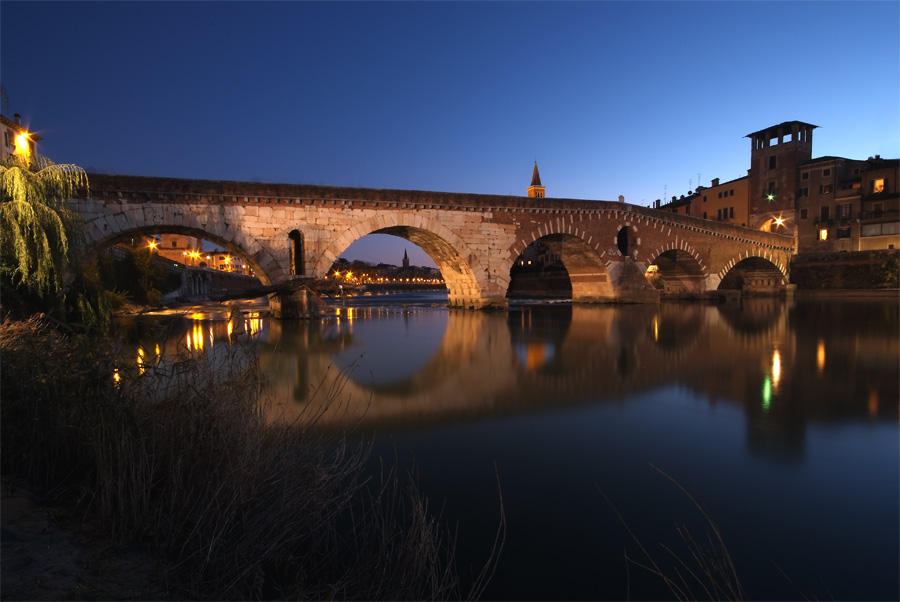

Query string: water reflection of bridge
259 299 897 452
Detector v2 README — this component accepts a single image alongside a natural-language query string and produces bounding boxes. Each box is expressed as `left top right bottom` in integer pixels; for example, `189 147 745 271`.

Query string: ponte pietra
69 174 795 315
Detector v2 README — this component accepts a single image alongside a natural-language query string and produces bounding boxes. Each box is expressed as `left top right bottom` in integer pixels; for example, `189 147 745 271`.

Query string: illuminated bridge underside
70 174 796 312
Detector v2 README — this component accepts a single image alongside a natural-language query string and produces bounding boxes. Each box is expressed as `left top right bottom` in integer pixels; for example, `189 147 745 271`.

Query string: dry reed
1 316 503 600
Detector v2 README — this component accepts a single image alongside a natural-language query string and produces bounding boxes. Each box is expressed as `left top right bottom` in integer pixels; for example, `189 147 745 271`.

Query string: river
116 294 899 601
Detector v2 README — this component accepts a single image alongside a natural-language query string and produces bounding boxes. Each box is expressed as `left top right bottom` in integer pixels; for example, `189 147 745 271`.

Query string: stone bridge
70 174 795 312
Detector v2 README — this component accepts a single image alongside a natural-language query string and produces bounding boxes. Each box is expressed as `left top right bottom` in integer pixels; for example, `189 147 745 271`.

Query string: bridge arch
717 252 788 292
314 214 491 308
83 221 282 286
510 230 614 302
646 243 708 295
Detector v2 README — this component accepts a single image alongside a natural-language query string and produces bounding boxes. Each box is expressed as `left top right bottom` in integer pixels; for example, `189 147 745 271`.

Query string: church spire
527 162 546 198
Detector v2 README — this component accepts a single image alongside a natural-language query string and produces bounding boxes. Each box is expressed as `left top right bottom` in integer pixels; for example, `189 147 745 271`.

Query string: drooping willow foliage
0 153 109 330
0 154 87 296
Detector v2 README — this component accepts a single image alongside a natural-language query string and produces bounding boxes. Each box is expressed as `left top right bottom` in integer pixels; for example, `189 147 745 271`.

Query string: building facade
1 113 40 161
658 120 899 254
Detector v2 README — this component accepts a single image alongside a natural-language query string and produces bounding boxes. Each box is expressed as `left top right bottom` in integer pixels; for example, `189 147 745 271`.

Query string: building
658 120 899 253
527 162 546 198
655 176 750 227
1 113 40 161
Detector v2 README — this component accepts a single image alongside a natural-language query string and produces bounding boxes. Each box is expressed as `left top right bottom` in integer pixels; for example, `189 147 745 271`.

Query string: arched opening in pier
288 229 305 276
508 234 614 303
718 256 786 293
647 249 706 296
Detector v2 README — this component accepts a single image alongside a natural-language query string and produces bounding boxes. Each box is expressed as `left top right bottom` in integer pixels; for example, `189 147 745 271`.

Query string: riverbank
1 477 172 601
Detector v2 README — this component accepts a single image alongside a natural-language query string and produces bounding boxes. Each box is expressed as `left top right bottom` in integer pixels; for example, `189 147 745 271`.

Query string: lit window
819 228 828 241
873 178 885 194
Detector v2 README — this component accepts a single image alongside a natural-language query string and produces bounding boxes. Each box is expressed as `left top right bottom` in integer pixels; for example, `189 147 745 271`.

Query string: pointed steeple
402 248 410 268
527 162 546 198
531 162 542 187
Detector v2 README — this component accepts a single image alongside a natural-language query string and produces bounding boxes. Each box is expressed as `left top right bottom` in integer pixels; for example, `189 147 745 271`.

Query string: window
821 206 830 221
703 212 707 219
837 228 851 239
819 184 833 194
800 208 808 219
703 196 707 203
819 228 828 241
802 172 809 180
837 203 852 219
730 189 735 196
862 224 882 237
3 132 8 148
823 168 831 176
873 178 885 193
729 207 735 219
769 156 777 169
798 187 809 198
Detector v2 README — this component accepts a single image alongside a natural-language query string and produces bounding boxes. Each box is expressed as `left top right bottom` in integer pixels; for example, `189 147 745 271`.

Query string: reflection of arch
718 255 787 291
717 298 787 338
331 310 479 397
652 304 704 350
513 233 614 302
88 225 278 284
288 229 304 276
315 216 487 308
508 305 573 371
648 249 707 295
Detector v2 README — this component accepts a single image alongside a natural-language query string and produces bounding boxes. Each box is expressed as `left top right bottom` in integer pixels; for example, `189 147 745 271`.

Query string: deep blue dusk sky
2 1 898 267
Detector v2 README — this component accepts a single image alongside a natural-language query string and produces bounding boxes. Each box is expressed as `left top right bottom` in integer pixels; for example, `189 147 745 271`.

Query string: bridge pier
268 288 318 319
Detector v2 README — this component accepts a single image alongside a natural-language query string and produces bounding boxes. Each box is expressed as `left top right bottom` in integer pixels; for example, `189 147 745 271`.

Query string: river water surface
118 294 899 601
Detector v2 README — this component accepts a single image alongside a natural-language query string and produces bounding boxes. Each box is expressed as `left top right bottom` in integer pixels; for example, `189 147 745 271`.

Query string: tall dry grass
1 316 503 600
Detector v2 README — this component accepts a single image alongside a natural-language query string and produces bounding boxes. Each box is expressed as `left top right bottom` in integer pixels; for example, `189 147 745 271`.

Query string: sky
2 1 898 268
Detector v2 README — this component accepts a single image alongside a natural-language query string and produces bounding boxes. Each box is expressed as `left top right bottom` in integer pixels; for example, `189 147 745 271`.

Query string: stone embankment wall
791 249 899 289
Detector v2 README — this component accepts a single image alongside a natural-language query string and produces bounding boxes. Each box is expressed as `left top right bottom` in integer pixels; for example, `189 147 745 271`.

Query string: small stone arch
718 251 788 293
646 241 708 295
509 230 614 302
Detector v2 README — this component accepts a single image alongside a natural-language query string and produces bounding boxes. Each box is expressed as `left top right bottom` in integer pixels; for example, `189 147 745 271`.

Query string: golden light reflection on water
771 348 782 390
816 340 826 373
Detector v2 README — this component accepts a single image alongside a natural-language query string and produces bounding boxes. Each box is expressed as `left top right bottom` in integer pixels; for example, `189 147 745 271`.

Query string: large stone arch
509 228 615 302
83 220 282 286
314 214 491 308
717 251 789 293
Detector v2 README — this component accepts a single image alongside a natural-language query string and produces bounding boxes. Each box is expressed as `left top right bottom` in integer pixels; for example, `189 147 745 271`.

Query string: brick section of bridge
71 174 795 309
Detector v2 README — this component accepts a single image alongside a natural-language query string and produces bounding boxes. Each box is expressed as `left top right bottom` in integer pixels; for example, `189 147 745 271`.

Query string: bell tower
527 162 546 198
746 120 817 230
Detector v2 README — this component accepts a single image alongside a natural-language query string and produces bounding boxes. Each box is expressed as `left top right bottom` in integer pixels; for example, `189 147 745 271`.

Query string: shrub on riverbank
1 317 496 600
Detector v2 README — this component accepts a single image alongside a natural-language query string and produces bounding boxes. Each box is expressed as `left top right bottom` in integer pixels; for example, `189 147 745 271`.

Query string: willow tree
0 153 107 329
